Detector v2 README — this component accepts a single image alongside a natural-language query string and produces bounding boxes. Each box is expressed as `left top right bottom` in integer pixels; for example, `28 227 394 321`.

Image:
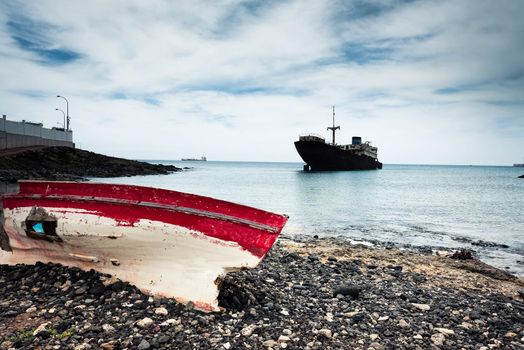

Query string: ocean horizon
142 159 522 167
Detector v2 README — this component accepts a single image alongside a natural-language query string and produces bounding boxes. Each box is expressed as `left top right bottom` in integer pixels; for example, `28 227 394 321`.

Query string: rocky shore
0 147 180 182
0 236 523 349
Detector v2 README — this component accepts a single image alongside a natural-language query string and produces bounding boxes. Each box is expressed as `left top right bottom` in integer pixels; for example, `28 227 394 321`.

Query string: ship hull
295 140 382 170
1 181 287 311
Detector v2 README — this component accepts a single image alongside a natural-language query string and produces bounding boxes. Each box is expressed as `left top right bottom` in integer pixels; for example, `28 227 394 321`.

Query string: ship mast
327 105 340 145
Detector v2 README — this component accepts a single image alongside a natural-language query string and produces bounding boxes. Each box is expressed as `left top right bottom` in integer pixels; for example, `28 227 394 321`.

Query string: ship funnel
352 136 362 145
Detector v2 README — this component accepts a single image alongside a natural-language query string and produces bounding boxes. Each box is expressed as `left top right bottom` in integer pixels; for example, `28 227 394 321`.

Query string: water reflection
292 169 383 237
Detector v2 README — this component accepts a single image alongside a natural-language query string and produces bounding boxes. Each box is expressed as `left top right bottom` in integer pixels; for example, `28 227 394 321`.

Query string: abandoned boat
0 180 288 311
295 107 382 171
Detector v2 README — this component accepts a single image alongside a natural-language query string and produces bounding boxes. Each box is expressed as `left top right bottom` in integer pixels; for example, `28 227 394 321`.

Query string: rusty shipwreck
0 181 288 311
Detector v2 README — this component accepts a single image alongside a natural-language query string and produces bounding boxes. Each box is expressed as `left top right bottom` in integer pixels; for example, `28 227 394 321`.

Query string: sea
1 161 522 276
91 161 524 276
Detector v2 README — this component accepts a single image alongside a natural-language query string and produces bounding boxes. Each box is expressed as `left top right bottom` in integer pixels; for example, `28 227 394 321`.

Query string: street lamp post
55 108 66 129
57 95 70 131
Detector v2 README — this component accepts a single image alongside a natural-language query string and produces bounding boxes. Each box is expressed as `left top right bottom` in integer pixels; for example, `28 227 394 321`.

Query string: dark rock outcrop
0 147 180 182
450 249 474 260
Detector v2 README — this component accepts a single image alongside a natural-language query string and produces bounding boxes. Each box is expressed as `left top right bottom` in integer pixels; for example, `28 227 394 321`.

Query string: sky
0 0 523 165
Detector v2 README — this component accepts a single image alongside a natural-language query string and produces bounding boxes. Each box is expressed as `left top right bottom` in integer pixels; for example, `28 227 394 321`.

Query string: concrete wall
0 115 74 150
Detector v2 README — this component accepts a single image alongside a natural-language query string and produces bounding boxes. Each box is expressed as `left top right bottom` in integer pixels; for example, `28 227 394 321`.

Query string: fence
0 115 74 149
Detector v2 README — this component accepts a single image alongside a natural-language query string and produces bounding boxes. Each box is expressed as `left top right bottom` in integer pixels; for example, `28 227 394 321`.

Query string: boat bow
1 181 288 311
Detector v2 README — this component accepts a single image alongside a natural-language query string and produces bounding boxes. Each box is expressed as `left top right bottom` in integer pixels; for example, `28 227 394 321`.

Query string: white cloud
0 0 523 165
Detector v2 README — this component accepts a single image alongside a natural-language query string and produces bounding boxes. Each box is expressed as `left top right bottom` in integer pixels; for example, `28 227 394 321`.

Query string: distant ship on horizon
514 163 524 167
181 156 207 161
294 107 382 171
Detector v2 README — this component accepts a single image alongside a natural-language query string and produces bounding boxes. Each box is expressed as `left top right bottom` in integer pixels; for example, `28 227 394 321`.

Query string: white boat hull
1 181 288 311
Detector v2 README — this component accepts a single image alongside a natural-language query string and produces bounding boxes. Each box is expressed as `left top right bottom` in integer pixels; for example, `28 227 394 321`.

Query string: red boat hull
1 181 288 311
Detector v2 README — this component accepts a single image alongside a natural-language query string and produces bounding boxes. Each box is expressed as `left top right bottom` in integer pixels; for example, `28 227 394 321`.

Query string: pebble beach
2 1 524 349
1 236 523 349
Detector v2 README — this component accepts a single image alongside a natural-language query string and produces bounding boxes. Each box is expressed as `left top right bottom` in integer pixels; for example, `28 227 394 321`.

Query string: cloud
7 14 82 65
0 0 523 164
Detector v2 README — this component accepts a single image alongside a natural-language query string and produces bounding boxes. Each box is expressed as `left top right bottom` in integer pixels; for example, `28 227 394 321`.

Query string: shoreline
284 233 524 279
280 235 524 299
1 236 523 349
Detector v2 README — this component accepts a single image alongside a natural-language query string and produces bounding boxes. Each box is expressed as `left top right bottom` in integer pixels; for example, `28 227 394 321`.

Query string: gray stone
241 325 257 336
434 327 454 335
369 342 384 350
398 319 410 328
75 286 87 295
102 324 115 333
136 317 154 329
137 339 150 350
412 303 431 311
431 333 445 346
154 307 168 316
278 335 291 342
318 328 332 339
263 339 277 347
33 322 50 336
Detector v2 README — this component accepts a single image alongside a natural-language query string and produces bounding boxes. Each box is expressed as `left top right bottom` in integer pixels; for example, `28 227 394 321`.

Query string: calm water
91 161 524 276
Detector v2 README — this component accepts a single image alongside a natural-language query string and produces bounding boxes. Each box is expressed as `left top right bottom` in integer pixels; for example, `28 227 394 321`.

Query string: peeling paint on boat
1 181 288 311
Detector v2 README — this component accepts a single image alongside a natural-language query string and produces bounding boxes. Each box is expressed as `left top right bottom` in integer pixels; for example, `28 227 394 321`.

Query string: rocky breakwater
0 146 180 182
0 237 523 349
